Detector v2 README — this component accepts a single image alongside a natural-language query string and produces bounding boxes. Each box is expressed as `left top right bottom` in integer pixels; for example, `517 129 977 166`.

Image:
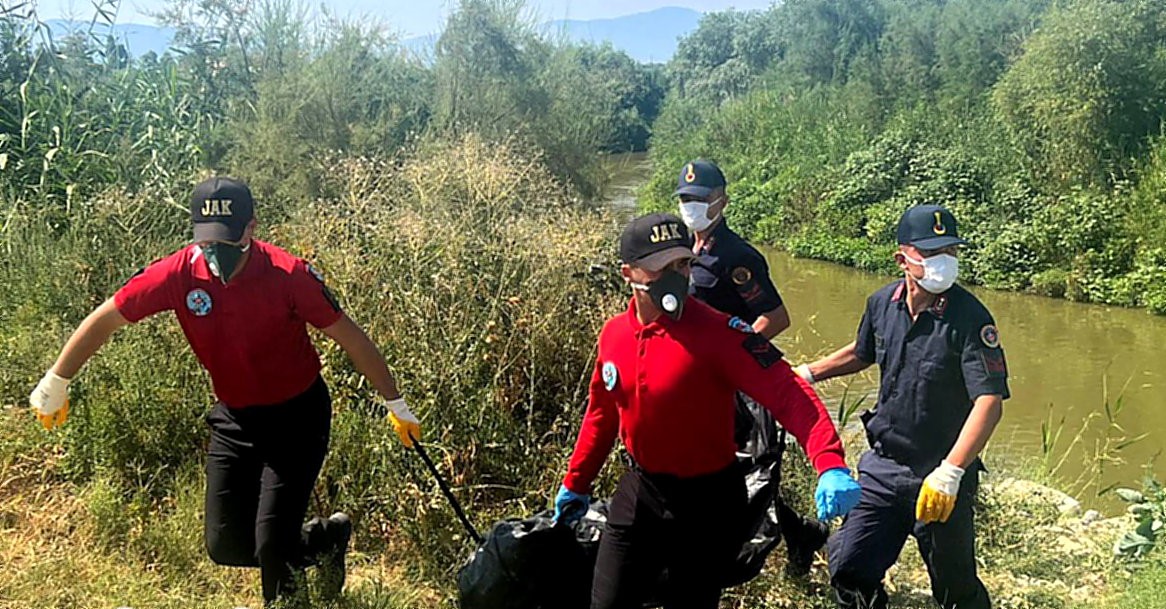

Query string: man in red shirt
552 213 862 609
28 177 420 607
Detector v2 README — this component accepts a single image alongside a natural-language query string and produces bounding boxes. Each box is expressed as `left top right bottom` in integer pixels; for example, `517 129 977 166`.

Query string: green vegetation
646 0 1166 314
1115 478 1166 560
1 0 1163 607
0 1 642 605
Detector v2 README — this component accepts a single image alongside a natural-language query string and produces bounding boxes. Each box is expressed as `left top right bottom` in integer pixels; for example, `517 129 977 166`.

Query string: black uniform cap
674 160 727 200
897 204 967 250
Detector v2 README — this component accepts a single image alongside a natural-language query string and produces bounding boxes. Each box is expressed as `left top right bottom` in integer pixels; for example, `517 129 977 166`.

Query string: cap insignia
933 211 947 235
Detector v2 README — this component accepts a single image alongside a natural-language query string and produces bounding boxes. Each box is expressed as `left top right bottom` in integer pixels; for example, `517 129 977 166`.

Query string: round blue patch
186 288 213 317
601 361 618 391
728 316 754 334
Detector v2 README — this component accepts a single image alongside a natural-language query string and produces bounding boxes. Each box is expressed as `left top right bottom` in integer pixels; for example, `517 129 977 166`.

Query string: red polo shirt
114 240 343 408
564 297 847 493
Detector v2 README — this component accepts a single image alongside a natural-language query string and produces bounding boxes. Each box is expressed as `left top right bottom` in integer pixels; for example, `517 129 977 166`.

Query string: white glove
793 364 815 384
30 370 71 430
916 460 965 523
384 397 421 448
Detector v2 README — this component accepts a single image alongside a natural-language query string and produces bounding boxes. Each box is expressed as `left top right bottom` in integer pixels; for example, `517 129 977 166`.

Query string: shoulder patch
601 361 619 391
728 316 755 334
741 333 783 369
981 349 1008 378
321 285 341 312
730 266 753 285
980 324 1000 349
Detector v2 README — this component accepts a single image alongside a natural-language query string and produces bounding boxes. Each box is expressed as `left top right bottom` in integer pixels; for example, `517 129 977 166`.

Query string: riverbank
0 407 1153 609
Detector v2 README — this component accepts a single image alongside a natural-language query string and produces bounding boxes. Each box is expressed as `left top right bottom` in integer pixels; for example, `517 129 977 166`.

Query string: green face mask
202 241 249 284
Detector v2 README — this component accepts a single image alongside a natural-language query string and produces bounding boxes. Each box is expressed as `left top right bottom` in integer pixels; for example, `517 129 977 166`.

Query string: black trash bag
457 514 591 609
457 396 787 609
726 393 787 586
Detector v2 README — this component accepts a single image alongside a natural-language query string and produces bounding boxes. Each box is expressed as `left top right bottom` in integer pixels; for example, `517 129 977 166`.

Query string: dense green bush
647 0 1166 314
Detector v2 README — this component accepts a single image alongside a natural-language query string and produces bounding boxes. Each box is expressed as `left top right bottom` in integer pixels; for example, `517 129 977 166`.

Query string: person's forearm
945 395 1003 469
753 306 790 339
323 315 402 400
345 330 401 401
764 369 848 474
53 299 127 378
808 341 871 382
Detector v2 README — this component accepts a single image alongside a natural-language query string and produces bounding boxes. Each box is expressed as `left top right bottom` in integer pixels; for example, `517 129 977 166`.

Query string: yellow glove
384 398 421 448
30 370 71 430
916 460 965 524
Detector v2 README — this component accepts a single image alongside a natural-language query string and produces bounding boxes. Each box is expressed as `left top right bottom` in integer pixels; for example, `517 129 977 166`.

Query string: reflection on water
767 250 1165 506
602 152 651 220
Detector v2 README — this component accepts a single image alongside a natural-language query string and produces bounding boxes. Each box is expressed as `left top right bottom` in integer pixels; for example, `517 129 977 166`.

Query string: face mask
630 269 690 320
202 241 250 284
679 198 720 232
903 253 958 294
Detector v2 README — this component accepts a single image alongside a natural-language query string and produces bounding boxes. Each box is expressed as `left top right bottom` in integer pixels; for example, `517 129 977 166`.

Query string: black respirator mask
630 269 689 320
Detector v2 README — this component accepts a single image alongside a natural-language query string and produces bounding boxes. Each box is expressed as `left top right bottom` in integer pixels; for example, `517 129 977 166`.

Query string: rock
1058 497 1083 516
992 477 1082 516
1082 509 1101 525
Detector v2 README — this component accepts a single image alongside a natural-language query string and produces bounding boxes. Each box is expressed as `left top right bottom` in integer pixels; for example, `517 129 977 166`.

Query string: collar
891 280 906 302
190 240 264 283
191 244 212 281
708 217 731 241
694 218 731 253
625 297 673 335
891 280 948 318
929 294 949 318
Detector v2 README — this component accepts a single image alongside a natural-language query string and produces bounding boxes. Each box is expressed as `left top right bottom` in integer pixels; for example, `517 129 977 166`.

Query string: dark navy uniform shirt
854 280 1009 473
690 220 783 322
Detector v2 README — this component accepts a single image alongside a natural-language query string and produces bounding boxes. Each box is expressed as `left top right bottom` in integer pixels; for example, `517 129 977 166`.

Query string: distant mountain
45 20 176 57
44 6 703 64
406 6 703 64
547 7 702 63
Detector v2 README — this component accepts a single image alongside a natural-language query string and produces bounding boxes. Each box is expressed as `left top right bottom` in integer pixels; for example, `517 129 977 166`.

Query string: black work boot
781 502 829 577
316 512 352 600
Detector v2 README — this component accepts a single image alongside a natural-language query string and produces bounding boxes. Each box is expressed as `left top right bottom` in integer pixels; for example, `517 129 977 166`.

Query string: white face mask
903 253 958 294
679 198 720 232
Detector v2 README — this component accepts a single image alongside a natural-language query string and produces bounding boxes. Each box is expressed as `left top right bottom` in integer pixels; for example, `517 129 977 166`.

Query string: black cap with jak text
191 176 254 243
620 213 696 272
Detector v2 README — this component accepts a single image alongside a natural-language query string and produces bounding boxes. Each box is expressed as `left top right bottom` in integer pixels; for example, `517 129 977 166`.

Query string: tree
992 0 1166 188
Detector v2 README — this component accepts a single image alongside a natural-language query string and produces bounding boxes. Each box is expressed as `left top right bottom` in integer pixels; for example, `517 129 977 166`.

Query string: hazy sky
36 0 775 36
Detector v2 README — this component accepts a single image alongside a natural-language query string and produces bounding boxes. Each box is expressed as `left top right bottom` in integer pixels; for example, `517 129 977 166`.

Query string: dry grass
0 408 436 608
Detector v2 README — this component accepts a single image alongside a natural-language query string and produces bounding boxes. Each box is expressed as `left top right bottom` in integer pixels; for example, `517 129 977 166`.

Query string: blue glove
553 484 591 526
815 468 862 520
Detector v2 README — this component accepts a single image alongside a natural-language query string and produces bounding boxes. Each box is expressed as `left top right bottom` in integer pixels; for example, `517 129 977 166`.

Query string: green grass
1102 560 1166 609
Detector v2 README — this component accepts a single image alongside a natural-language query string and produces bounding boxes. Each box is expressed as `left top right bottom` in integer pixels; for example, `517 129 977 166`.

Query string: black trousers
591 464 747 609
827 451 990 609
204 376 333 603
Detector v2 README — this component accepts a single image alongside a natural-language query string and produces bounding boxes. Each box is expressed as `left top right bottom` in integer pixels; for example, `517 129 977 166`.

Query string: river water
604 153 1164 507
